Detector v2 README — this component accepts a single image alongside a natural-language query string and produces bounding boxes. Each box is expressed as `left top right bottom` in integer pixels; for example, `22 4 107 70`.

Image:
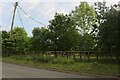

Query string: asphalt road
2 63 94 78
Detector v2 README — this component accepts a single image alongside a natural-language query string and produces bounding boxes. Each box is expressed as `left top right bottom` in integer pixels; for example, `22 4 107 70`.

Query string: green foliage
71 2 96 51
12 27 29 54
52 57 74 65
93 1 109 51
2 27 29 56
98 4 120 56
2 1 119 58
31 54 54 63
1 1 119 78
3 54 119 76
48 13 81 51
2 30 10 39
32 54 49 63
31 27 51 51
83 33 95 51
2 30 10 50
71 2 96 34
94 1 108 25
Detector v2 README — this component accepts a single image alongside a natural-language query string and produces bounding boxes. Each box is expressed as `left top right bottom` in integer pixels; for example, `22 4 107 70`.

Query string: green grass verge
2 55 119 77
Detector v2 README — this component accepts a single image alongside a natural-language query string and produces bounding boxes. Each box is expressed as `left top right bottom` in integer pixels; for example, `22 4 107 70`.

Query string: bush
32 54 49 63
52 57 74 64
10 55 25 60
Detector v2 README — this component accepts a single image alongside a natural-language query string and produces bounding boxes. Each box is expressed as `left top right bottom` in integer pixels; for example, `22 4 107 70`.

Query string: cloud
1 0 119 34
58 9 68 14
36 2 79 20
36 2 56 19
19 0 39 11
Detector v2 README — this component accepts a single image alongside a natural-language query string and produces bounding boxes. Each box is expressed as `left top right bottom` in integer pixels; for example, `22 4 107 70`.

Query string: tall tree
31 27 51 51
94 1 109 51
48 13 81 51
98 4 120 57
11 27 29 54
71 2 96 51
71 2 96 34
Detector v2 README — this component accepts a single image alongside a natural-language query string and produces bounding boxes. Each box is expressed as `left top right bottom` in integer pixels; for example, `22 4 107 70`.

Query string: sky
0 0 119 36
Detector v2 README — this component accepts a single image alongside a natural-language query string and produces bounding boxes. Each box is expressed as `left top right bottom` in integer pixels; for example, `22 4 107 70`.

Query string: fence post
87 51 90 61
54 51 57 58
79 52 82 59
73 52 75 60
66 52 68 59
96 51 99 61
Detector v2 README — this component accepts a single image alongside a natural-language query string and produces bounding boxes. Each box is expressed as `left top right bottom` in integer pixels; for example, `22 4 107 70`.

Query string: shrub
52 57 74 64
32 54 49 63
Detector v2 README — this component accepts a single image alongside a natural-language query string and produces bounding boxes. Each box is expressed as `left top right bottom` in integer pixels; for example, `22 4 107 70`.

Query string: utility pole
10 2 18 35
6 2 18 56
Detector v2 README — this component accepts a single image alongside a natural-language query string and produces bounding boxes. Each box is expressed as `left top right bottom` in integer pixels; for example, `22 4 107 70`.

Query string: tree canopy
2 1 119 57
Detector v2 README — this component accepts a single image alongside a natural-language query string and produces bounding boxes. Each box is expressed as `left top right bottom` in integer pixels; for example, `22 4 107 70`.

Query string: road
2 63 94 78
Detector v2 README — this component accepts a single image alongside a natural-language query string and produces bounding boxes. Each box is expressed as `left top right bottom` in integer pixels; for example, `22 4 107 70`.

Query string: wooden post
87 52 90 61
96 52 98 60
66 52 68 59
10 2 18 36
79 53 82 59
73 52 75 60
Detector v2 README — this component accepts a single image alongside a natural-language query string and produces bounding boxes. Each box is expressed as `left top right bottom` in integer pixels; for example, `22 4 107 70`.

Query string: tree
98 4 120 57
94 1 108 25
11 27 29 54
48 13 81 51
94 1 109 51
71 2 96 34
2 30 10 54
71 2 96 51
31 27 51 51
2 30 9 39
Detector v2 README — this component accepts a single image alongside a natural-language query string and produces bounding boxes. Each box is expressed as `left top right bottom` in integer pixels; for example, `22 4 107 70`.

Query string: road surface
2 63 94 78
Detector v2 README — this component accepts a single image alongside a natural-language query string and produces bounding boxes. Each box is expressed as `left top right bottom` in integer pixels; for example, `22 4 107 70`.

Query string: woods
2 1 120 59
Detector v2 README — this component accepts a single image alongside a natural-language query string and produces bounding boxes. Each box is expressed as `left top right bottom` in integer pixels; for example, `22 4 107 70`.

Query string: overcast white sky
0 0 119 36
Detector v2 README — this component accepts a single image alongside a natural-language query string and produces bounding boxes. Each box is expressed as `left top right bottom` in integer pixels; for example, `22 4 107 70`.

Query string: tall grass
2 54 119 76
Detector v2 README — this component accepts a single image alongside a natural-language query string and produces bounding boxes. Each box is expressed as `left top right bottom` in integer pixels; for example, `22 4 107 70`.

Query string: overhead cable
17 8 24 27
18 5 47 27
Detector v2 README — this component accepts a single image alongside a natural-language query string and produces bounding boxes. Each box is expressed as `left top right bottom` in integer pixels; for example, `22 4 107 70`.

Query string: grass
2 54 119 77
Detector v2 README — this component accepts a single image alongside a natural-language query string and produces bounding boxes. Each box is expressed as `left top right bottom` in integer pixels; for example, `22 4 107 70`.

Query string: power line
17 8 24 27
18 5 47 27
17 0 22 2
